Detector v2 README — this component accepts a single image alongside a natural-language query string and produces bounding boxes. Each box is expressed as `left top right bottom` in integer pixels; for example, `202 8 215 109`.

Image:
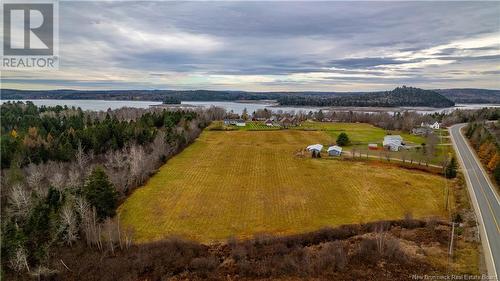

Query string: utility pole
449 222 455 257
447 222 455 274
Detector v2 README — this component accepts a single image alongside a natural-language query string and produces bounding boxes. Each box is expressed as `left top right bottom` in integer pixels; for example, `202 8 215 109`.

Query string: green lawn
296 121 425 146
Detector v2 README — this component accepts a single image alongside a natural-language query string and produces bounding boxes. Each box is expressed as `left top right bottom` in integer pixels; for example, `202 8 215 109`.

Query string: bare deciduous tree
75 142 89 173
9 184 31 218
128 145 146 187
60 201 78 245
25 163 44 191
50 172 66 192
9 246 29 272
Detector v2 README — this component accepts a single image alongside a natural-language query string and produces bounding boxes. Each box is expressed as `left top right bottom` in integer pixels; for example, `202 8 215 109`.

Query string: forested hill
278 86 455 108
435 89 500 104
4 87 498 106
1 89 342 102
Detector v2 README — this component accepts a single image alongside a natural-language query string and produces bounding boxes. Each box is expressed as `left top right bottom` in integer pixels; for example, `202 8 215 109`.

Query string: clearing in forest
119 128 448 243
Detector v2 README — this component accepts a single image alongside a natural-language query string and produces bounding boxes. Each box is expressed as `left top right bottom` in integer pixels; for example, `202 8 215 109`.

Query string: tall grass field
119 126 448 243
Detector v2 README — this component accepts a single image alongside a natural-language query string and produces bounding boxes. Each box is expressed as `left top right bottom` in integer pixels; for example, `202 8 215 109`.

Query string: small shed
368 143 378 150
265 119 274 126
307 144 323 158
327 146 342 156
307 144 323 152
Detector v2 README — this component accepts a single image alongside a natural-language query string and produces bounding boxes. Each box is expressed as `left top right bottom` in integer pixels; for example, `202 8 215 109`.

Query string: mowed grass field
119 129 448 243
298 121 425 145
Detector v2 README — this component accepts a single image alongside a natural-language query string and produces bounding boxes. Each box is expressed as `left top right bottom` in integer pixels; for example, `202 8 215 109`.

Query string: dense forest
0 102 198 168
278 86 455 108
3 87 499 105
0 102 221 278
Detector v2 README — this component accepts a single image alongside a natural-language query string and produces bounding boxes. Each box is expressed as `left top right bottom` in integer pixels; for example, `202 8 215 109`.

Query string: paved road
449 124 500 279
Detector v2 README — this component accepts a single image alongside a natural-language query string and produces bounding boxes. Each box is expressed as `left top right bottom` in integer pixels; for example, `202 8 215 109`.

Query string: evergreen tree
336 132 350 146
83 166 118 220
445 157 458 179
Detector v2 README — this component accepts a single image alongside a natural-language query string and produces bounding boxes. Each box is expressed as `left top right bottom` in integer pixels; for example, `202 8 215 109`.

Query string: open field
210 121 426 145
298 121 425 145
119 129 449 243
211 121 451 164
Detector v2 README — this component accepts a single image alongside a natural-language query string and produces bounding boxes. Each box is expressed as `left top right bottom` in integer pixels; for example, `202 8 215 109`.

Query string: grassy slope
119 129 448 243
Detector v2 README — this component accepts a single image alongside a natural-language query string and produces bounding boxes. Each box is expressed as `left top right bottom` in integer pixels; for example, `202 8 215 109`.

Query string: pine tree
83 166 118 220
336 133 350 146
445 157 458 179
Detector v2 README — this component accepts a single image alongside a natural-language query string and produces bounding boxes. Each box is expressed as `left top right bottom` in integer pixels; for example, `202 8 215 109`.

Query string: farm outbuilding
383 135 404 151
368 143 378 150
327 146 342 156
307 144 323 152
307 144 323 158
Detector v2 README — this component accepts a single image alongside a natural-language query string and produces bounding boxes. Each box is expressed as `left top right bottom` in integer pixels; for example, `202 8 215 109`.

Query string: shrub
336 133 350 146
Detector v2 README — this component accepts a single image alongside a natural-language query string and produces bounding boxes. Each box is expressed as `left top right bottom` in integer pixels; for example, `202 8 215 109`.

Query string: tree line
4 87 500 104
465 121 500 188
278 86 455 108
0 101 197 168
1 102 221 276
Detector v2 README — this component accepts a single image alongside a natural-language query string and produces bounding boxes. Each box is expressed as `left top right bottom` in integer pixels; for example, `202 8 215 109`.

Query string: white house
307 144 323 152
327 146 342 156
383 135 404 151
421 121 440 130
430 121 440 129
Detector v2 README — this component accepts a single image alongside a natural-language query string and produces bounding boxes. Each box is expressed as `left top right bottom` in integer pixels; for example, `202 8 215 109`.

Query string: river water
2 99 499 115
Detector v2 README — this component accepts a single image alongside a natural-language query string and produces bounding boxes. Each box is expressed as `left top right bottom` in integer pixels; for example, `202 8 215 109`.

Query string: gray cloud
3 1 499 91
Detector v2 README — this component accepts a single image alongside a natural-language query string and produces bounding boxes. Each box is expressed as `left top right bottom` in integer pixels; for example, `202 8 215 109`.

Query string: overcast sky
2 1 500 91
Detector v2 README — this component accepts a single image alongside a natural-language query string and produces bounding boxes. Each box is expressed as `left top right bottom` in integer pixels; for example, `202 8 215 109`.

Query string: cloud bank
2 1 499 91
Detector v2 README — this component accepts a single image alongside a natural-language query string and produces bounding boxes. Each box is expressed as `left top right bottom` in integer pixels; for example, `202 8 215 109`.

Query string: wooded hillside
278 86 455 108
